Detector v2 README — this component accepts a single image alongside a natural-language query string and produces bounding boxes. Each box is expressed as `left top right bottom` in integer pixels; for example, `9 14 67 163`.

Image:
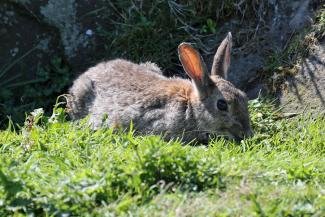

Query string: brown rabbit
67 33 253 143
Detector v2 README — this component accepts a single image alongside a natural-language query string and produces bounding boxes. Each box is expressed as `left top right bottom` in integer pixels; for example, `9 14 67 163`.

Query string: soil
278 41 325 115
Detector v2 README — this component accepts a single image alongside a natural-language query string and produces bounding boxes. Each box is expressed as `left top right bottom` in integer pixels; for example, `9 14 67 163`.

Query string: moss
40 0 87 58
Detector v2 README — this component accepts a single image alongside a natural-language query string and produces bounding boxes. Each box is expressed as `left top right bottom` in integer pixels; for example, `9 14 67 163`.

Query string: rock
40 0 88 59
278 41 325 115
0 2 61 83
289 0 313 32
228 54 264 89
203 0 318 91
246 83 269 100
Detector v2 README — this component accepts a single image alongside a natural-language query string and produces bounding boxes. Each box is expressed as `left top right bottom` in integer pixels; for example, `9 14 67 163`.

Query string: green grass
0 99 324 216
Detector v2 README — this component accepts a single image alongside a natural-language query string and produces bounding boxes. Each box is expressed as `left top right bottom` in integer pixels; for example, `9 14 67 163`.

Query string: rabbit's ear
211 32 232 79
178 43 212 98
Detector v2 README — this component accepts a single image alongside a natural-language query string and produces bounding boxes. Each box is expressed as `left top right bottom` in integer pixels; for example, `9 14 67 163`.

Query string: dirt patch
278 41 325 115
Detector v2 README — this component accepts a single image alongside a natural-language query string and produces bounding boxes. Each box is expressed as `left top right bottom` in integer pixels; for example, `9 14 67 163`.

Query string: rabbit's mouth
223 132 244 142
228 134 243 142
199 132 244 144
205 131 243 143
188 130 243 144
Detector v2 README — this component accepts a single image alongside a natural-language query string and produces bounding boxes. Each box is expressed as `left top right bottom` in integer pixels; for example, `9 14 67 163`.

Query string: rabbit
67 33 253 143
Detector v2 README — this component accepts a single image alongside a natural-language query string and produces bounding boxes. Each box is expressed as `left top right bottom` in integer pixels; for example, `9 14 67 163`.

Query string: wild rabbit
67 33 253 143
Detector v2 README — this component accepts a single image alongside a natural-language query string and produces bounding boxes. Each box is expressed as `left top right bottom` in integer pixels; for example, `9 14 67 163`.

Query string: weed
0 56 72 128
264 4 324 92
96 0 267 76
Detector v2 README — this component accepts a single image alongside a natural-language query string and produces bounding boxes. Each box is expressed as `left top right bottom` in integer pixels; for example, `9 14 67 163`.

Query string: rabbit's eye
217 99 228 111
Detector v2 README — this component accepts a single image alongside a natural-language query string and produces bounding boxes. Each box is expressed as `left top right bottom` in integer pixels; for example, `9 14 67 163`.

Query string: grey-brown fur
67 33 253 143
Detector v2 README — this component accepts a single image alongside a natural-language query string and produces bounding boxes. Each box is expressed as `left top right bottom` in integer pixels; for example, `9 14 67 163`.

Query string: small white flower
31 108 44 117
10 47 19 57
85 29 93 36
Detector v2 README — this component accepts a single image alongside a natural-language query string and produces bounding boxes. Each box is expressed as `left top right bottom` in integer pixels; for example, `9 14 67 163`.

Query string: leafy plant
0 56 72 128
201 18 217 34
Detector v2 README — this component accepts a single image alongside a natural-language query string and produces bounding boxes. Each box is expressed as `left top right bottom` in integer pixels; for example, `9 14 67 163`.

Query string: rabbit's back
87 59 164 86
82 59 180 107
68 59 195 136
68 33 253 143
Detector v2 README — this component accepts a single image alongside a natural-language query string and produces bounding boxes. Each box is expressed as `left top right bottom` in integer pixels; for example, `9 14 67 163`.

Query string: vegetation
0 0 269 126
265 5 325 90
0 56 72 127
97 0 265 76
2 1 322 126
0 98 324 216
0 2 324 215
